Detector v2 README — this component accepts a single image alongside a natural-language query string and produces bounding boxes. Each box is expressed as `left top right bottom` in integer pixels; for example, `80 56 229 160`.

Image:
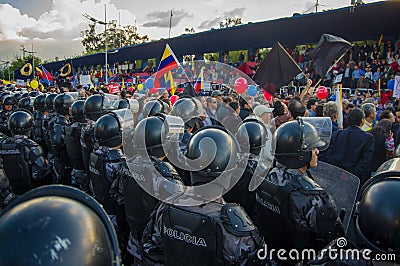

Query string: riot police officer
224 118 268 220
42 93 58 174
0 96 16 136
0 158 14 208
170 97 204 153
124 114 185 264
49 93 74 184
65 100 89 192
141 99 169 119
89 110 134 265
0 185 122 265
81 94 112 176
255 118 344 262
142 126 263 265
353 159 400 260
0 110 51 194
17 96 34 113
32 94 47 151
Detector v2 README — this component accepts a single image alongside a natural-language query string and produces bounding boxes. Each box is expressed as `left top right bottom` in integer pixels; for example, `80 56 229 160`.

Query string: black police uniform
32 95 47 151
81 121 98 175
65 101 88 192
49 113 71 184
142 126 264 266
0 109 12 137
256 164 344 252
0 135 51 194
124 155 184 262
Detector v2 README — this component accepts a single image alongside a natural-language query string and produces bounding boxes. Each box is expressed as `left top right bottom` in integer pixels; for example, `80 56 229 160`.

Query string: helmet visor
111 109 135 132
103 93 119 110
300 117 332 151
127 99 139 113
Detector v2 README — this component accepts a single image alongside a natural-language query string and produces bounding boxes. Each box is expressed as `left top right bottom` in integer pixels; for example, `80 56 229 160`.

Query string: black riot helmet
274 118 325 169
45 93 58 112
170 97 203 123
0 91 11 105
54 93 75 115
28 91 41 97
356 160 400 255
2 96 16 109
8 110 34 136
94 113 122 148
21 92 29 99
33 94 46 112
170 97 204 131
17 97 34 113
133 114 183 158
84 94 111 121
236 119 267 156
13 93 23 103
0 185 121 266
117 99 129 109
142 99 168 118
70 100 85 123
187 126 238 186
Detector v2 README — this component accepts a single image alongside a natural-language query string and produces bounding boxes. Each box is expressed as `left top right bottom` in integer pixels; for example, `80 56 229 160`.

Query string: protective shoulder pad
153 158 177 179
24 138 39 149
106 149 125 162
296 174 324 192
220 203 256 237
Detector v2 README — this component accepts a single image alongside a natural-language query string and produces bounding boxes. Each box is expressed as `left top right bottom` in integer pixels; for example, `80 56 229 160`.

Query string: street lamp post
83 4 109 85
0 60 11 81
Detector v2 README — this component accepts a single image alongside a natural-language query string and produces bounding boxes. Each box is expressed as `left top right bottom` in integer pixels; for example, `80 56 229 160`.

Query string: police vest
89 148 124 215
32 111 44 144
159 203 261 266
125 156 182 240
255 170 341 252
223 157 258 220
81 125 96 175
0 139 32 194
42 113 55 153
65 123 85 170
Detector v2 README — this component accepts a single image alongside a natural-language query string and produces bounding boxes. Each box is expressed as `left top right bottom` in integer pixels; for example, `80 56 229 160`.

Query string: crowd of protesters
0 37 399 265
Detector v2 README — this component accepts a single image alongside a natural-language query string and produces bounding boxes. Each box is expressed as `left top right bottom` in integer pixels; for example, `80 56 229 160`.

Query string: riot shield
309 161 360 232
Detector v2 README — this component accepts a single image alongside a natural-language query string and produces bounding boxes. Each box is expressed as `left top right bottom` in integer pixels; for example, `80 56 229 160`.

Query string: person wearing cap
253 105 274 164
349 94 357 106
211 90 223 104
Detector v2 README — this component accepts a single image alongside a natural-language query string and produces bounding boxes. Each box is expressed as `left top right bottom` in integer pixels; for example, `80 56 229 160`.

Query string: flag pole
314 49 349 88
166 43 191 83
276 42 310 100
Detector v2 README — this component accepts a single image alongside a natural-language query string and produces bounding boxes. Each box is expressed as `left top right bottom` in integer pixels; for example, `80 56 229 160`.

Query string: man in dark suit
327 108 374 186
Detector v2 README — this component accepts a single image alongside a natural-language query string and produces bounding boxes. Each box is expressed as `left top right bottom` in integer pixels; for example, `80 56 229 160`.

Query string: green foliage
219 18 242 28
81 21 149 54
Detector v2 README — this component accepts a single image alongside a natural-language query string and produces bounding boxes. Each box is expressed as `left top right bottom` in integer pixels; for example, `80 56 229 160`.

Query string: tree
219 18 242 28
184 28 195 34
81 21 149 54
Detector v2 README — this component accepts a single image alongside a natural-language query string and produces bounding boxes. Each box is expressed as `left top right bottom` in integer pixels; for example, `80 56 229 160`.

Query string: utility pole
20 45 28 58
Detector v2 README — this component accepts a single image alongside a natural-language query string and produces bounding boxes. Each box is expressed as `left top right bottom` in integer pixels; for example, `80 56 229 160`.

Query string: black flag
310 34 351 77
181 82 197 97
254 42 302 95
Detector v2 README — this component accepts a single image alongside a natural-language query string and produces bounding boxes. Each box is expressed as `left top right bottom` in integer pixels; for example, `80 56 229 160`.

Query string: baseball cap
254 105 274 117
211 90 222 97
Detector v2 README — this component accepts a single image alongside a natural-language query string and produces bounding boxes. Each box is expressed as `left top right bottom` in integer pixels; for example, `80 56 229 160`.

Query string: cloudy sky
0 0 383 62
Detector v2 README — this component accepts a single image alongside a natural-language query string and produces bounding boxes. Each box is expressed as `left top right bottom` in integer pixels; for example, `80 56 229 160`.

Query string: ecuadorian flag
154 44 179 88
194 67 204 93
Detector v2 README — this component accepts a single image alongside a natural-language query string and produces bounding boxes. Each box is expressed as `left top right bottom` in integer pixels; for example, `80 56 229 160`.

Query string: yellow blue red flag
154 44 180 88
